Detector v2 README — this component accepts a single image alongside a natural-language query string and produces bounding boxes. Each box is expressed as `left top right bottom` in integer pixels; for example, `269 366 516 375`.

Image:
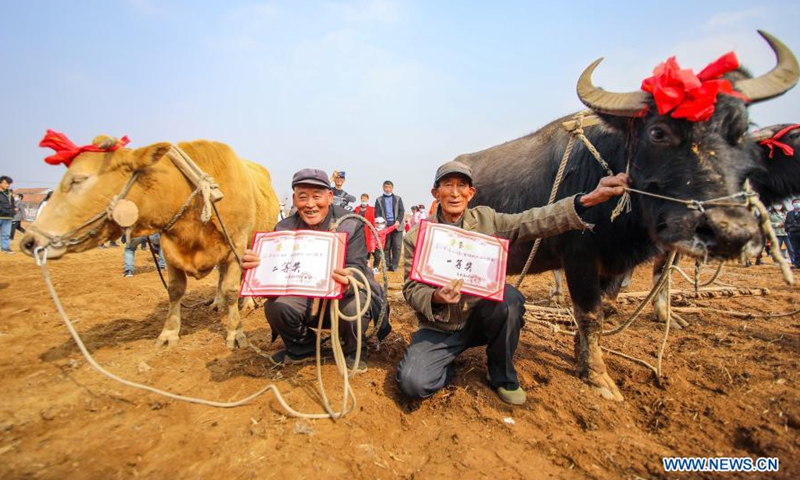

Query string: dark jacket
0 190 14 219
375 194 404 227
276 205 381 295
785 210 800 234
332 188 356 211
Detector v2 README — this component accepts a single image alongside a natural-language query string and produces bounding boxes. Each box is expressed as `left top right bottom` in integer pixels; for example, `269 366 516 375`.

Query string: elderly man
397 161 627 405
242 168 388 371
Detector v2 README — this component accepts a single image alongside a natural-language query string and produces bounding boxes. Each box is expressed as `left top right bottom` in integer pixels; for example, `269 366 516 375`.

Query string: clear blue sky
2 1 799 210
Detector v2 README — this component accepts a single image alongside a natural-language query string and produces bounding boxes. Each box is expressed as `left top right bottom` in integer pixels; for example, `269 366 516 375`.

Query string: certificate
240 230 348 298
410 221 508 301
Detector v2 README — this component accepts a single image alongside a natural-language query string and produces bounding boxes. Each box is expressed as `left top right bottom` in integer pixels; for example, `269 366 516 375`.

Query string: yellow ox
21 137 278 349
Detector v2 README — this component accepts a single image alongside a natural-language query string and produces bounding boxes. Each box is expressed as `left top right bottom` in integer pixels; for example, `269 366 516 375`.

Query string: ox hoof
585 371 624 402
239 297 257 313
654 309 688 330
226 332 248 349
209 298 226 313
155 330 180 348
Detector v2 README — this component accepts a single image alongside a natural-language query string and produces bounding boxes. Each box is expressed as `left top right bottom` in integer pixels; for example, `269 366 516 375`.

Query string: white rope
34 247 369 419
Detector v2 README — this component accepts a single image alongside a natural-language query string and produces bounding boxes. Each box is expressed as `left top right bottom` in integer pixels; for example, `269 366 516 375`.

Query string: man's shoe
269 349 315 367
123 271 134 277
344 352 368 373
3 250 15 255
496 386 527 405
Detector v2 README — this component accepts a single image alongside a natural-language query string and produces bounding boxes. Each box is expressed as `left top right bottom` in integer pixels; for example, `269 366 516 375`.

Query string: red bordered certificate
410 221 509 301
240 230 348 298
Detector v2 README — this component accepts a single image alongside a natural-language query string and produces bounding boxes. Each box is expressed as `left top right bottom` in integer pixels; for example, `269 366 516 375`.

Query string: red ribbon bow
641 52 748 122
759 124 800 158
39 130 130 167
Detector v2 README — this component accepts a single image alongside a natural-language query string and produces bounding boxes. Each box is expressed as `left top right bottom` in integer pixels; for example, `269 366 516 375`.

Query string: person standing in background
10 194 26 240
123 234 166 277
785 199 800 268
331 171 356 211
0 176 15 254
354 193 376 267
770 204 792 262
374 180 404 271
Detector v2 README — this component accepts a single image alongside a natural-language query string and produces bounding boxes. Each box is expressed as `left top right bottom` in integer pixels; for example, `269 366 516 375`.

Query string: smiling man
397 161 627 405
242 168 388 371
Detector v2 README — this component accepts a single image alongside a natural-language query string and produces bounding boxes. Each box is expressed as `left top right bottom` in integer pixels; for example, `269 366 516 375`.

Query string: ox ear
129 142 172 170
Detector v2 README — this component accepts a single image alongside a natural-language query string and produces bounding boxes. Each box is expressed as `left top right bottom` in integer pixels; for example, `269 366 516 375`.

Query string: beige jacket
402 195 592 332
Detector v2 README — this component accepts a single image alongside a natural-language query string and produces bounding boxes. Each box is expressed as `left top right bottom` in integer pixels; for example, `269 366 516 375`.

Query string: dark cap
434 160 473 185
334 170 346 179
292 168 332 190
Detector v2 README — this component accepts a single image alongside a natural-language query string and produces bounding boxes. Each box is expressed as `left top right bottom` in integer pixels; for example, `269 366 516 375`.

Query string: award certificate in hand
410 221 508 301
240 230 347 298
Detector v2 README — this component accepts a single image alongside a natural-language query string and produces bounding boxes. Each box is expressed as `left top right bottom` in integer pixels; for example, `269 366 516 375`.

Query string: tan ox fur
21 138 278 348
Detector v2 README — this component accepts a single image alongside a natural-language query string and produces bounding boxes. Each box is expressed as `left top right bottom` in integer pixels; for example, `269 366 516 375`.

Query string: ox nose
700 208 760 257
19 233 39 256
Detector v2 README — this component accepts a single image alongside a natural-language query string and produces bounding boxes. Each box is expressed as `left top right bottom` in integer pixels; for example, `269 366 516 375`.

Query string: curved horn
92 135 118 149
576 58 650 117
736 30 799 103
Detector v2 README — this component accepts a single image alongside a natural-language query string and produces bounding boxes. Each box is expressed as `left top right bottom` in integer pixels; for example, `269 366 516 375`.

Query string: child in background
370 216 398 273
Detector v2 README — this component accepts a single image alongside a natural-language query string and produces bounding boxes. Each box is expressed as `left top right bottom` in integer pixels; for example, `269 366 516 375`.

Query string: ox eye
66 175 88 191
648 126 669 144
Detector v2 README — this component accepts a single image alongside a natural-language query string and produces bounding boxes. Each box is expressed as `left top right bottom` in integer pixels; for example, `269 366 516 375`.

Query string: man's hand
580 173 629 208
242 249 260 270
432 279 463 304
331 268 353 286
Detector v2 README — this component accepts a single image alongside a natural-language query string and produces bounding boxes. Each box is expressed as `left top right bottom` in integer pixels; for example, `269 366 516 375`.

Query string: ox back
461 114 656 282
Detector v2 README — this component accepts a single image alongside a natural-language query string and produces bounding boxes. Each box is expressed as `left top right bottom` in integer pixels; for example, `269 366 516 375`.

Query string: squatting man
396 161 627 405
241 168 388 371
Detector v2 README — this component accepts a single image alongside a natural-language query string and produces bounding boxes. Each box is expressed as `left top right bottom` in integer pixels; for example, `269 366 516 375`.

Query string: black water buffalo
646 122 800 323
456 31 799 401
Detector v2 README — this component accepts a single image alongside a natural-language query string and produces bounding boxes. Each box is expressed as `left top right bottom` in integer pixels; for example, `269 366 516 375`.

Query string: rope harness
32 147 386 420
26 172 141 249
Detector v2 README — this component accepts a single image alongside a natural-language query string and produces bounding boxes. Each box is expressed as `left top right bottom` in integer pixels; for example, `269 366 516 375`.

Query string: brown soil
1 240 798 479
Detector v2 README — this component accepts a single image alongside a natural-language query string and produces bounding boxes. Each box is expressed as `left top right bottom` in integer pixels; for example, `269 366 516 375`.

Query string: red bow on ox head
39 130 130 167
759 124 800 158
640 52 748 122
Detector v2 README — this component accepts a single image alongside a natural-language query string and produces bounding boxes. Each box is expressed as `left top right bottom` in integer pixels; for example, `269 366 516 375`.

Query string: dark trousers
790 232 800 266
265 291 371 356
396 285 526 398
370 249 383 269
9 221 25 240
384 229 402 270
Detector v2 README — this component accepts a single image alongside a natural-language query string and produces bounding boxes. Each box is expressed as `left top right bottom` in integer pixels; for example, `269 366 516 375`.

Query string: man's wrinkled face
432 174 475 219
293 185 333 227
383 183 393 195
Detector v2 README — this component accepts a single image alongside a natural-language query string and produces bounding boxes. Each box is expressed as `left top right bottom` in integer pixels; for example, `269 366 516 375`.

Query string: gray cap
435 160 473 184
292 168 331 189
